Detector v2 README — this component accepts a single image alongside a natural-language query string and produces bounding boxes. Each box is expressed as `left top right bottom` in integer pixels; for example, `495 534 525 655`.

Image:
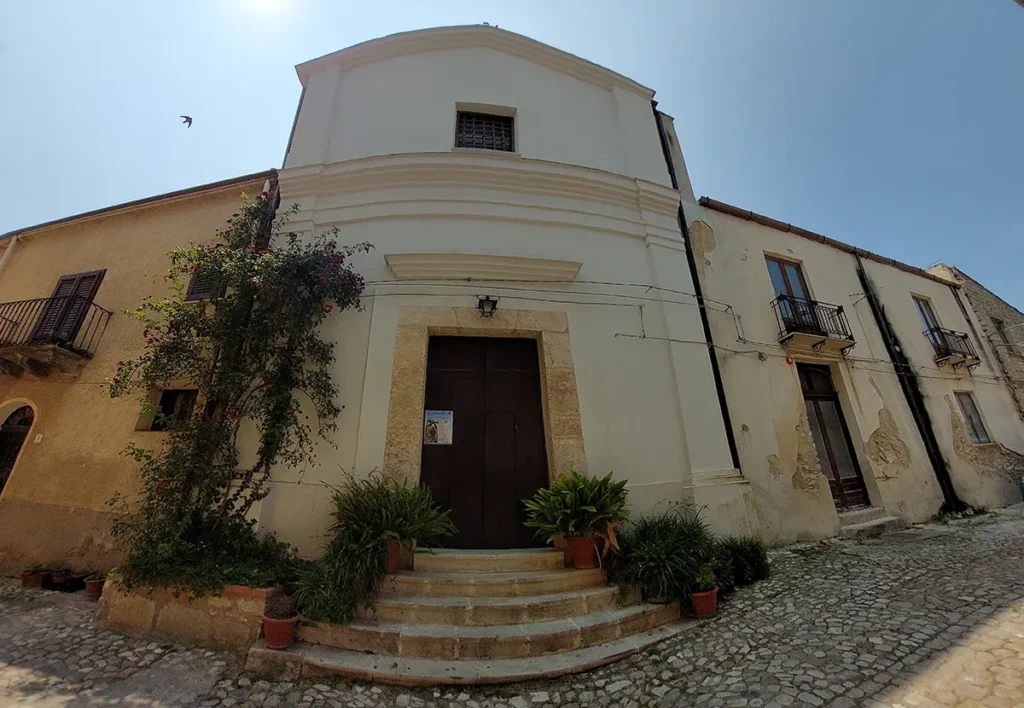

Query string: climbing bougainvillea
106 191 371 593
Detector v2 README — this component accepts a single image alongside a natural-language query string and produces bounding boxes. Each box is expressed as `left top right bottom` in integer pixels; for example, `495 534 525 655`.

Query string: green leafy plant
523 471 629 548
715 535 770 588
609 504 716 602
294 473 455 623
694 564 717 592
331 472 456 546
105 191 371 595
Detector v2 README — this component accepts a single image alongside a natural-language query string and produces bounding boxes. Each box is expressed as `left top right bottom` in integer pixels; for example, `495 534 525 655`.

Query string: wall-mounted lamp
477 295 500 318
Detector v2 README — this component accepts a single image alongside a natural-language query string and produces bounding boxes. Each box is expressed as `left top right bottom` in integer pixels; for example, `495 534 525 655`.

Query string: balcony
772 295 856 356
0 295 112 377
925 326 980 370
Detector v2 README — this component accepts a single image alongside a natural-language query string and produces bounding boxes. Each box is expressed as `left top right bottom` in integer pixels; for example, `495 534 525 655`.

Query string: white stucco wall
689 200 1024 543
258 30 754 555
286 40 672 188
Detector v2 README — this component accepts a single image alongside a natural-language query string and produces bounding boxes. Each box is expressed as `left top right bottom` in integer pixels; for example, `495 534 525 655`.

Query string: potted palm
690 564 719 618
262 593 300 649
331 473 455 574
524 471 629 569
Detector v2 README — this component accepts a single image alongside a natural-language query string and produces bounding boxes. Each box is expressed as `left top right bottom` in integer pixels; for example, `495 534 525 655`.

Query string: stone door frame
382 305 586 484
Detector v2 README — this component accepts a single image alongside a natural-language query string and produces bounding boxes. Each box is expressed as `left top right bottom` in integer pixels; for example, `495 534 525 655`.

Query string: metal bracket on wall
812 339 827 353
841 344 856 357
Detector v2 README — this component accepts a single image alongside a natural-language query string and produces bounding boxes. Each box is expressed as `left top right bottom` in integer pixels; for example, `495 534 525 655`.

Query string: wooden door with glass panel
766 257 822 335
798 364 870 510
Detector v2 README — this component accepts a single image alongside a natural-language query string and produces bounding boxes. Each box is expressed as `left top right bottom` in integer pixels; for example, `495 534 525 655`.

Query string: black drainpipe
652 101 741 471
855 256 964 511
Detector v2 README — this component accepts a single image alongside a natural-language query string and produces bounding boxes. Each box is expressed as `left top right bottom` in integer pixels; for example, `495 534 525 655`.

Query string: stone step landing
246 548 683 685
299 602 678 660
838 506 889 527
246 623 687 686
839 515 907 539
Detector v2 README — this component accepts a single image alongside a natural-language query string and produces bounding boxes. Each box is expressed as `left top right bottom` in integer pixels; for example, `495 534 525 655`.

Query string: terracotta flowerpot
21 571 46 589
565 536 598 569
386 539 403 574
262 614 301 650
691 587 719 618
85 578 105 599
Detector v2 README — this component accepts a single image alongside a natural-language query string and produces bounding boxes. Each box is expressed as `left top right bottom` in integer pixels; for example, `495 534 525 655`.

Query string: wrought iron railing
924 326 978 362
771 295 854 341
0 295 112 358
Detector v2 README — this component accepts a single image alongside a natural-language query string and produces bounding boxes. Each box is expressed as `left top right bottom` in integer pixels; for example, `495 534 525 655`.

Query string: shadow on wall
0 499 122 575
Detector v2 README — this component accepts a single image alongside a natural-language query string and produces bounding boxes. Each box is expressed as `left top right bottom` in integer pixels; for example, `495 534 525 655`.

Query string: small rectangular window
992 317 1016 354
185 267 225 302
152 389 198 431
955 391 991 444
913 296 940 331
455 112 514 152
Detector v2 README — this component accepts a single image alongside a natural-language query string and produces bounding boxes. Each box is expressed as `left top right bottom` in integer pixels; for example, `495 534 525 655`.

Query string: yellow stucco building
0 170 275 573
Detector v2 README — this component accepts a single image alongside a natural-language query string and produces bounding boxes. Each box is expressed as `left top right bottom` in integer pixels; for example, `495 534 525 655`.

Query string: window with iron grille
455 112 514 152
185 267 226 302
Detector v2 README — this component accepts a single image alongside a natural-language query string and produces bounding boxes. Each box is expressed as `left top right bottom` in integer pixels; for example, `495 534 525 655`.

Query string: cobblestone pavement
3 509 1024 707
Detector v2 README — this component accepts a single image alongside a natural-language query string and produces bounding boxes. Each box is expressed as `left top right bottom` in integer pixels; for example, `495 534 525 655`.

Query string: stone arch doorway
0 405 34 494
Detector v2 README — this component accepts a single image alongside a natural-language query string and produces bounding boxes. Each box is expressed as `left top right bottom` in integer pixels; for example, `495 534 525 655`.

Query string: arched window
0 406 34 493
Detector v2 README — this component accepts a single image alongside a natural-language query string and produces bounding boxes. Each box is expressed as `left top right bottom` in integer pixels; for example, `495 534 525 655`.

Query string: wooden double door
420 337 549 549
798 364 870 510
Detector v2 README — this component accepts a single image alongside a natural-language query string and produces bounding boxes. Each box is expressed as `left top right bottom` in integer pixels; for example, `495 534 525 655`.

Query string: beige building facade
0 172 275 572
2 26 1023 570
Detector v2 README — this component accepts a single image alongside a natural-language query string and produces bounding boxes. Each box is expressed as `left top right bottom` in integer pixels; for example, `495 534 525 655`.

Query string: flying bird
180 115 193 128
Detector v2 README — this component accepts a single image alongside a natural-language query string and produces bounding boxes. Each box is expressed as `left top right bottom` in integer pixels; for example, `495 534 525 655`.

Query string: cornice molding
280 153 680 220
295 26 654 98
385 253 582 282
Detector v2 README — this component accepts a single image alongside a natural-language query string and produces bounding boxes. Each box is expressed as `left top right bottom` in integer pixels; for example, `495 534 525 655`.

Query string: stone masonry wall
97 572 277 651
934 266 1024 421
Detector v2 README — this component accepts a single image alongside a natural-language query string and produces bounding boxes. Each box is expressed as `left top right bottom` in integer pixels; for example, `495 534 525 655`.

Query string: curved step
413 548 564 574
297 602 679 660
247 622 689 686
381 568 604 598
364 586 638 625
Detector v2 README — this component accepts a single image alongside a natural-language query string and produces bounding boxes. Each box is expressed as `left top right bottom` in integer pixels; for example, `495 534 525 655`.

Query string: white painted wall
285 46 672 187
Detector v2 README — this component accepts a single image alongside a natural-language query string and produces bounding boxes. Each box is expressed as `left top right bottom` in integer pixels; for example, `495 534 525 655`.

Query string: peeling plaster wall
944 395 1024 508
686 200 969 543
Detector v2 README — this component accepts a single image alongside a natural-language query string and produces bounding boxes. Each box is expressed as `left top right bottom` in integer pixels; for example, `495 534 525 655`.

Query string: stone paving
3 508 1024 706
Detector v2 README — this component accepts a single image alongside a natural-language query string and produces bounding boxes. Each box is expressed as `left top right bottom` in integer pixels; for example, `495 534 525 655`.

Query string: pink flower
156 481 165 488
113 376 121 383
324 304 333 313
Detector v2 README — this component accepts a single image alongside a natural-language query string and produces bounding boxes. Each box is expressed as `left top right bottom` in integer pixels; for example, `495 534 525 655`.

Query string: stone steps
246 622 690 686
838 506 888 527
412 548 564 574
364 585 634 625
298 602 678 660
839 515 907 539
381 568 605 597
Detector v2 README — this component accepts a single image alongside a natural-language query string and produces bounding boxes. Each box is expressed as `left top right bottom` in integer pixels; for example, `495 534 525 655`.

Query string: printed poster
423 410 453 445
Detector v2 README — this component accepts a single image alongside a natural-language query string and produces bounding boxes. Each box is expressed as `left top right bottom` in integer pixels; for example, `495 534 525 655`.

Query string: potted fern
524 471 629 569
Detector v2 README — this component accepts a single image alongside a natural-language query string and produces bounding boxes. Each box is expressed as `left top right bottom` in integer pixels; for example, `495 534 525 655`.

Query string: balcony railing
0 295 112 359
925 326 979 367
772 295 855 345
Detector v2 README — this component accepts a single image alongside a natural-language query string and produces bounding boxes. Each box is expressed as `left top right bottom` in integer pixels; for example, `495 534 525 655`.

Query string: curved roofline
295 25 655 98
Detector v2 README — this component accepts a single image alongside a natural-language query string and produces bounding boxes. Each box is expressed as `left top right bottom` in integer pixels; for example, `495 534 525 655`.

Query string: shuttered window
955 391 991 444
31 270 105 345
185 267 225 302
454 112 514 152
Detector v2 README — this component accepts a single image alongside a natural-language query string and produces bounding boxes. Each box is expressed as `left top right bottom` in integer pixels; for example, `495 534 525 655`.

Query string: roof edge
1 169 277 241
294 25 655 98
697 197 957 288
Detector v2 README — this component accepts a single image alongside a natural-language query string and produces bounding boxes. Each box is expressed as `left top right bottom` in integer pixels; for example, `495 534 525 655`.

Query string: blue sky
1 1 1021 304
